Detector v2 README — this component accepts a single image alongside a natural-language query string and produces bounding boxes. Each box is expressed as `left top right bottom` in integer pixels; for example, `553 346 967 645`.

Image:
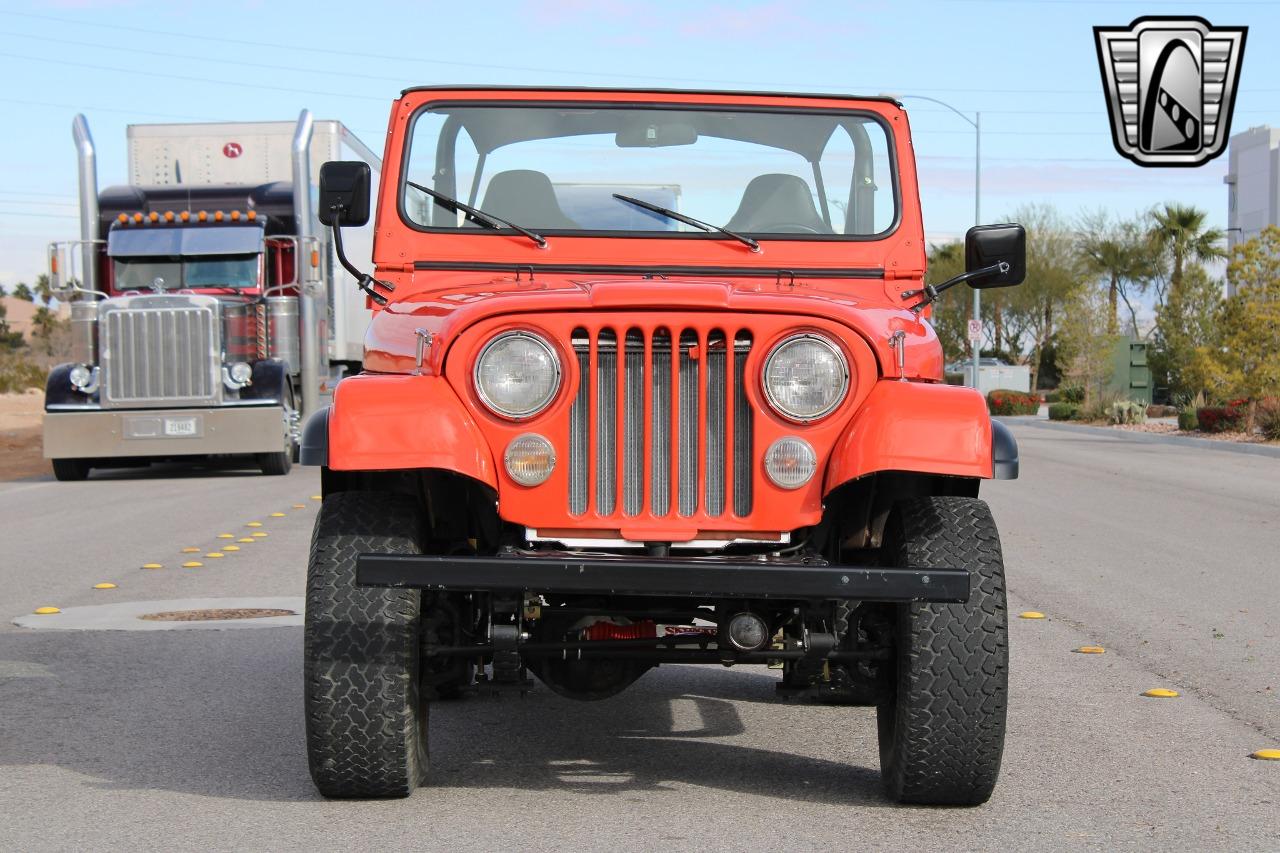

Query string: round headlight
229 362 253 384
69 364 92 390
762 333 849 422
474 331 561 419
764 437 817 489
504 433 556 486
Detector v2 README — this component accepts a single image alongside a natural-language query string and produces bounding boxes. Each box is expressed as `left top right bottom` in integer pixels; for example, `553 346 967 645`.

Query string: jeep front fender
824 381 1013 491
311 374 496 487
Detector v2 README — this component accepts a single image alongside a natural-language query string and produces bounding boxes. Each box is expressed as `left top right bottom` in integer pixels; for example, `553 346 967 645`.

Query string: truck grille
101 298 221 408
569 326 753 520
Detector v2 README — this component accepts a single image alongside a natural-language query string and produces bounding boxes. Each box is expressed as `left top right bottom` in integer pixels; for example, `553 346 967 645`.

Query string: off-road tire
876 496 1008 806
305 491 427 798
51 459 90 481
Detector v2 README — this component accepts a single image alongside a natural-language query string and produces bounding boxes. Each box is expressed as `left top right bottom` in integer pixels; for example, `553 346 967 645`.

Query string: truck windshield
113 254 260 290
402 103 896 238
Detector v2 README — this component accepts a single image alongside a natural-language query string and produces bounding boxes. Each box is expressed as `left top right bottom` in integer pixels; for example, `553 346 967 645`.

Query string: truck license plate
164 417 200 437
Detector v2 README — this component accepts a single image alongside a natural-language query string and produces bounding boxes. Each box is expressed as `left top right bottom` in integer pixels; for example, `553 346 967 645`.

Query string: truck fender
240 359 291 404
320 374 497 487
824 381 997 491
44 363 85 408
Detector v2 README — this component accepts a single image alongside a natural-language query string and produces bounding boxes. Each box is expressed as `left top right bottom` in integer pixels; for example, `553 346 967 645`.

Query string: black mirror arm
902 261 1009 312
327 205 394 307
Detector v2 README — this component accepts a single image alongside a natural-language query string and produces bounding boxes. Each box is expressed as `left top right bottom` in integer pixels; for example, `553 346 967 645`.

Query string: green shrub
0 352 47 394
1048 402 1078 421
987 389 1040 416
1256 397 1280 441
1058 384 1085 404
1107 400 1147 425
1177 409 1198 431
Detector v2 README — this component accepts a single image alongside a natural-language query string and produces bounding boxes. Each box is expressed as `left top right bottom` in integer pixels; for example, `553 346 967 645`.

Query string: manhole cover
138 608 296 622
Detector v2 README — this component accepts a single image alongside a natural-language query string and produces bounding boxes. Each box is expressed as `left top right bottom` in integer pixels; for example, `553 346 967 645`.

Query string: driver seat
479 169 579 230
724 173 830 234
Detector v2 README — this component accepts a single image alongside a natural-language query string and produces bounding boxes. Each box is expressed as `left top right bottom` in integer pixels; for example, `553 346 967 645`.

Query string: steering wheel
754 223 825 234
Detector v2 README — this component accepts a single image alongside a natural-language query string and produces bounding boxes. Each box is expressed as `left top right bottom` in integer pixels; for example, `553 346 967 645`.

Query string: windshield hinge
883 268 924 281
381 262 415 274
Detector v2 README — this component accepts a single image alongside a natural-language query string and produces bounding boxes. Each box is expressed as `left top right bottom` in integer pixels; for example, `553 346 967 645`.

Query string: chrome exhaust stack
290 109 321 418
72 114 98 293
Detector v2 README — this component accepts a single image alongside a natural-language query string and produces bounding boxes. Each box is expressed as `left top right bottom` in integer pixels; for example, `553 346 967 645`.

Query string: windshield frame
397 99 902 244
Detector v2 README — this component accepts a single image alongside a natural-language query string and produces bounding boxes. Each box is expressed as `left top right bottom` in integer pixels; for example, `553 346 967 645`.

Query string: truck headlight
474 331 561 419
229 362 253 384
69 363 92 390
762 333 849 422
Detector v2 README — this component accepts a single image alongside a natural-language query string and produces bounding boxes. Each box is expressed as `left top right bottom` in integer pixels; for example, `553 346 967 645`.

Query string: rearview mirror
965 223 1025 288
616 122 698 148
318 161 371 227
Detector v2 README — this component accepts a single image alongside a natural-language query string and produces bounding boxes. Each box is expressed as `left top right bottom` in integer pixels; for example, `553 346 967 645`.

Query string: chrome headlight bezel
761 333 850 423
473 330 562 420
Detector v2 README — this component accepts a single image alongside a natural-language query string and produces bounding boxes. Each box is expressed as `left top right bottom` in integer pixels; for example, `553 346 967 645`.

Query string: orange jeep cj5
301 86 1025 805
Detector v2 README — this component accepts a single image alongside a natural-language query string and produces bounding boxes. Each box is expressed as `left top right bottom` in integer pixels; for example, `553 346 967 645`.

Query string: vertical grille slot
704 330 727 517
595 329 617 516
733 331 754 517
566 323 754 523
622 329 645 516
649 330 672 516
568 328 590 515
677 330 700 517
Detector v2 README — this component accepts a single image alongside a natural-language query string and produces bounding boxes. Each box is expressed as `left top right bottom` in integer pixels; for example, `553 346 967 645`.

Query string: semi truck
43 111 380 480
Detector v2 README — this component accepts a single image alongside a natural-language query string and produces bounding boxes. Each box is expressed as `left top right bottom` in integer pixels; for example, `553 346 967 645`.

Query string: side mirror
318 161 371 227
965 223 1026 288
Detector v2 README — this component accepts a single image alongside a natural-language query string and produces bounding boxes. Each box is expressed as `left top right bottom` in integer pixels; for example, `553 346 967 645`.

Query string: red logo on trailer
222 142 243 159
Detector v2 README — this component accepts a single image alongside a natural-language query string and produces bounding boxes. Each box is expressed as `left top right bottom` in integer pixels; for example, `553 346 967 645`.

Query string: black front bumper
356 554 970 603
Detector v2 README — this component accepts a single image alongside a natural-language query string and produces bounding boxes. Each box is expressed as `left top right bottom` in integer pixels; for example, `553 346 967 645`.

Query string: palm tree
1149 203 1225 301
1078 214 1149 334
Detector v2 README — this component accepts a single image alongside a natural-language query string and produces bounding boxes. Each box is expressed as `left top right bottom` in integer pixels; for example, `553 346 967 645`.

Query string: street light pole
890 95 983 389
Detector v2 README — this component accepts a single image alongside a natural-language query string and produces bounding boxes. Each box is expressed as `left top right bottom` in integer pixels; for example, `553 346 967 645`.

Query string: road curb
1003 417 1280 459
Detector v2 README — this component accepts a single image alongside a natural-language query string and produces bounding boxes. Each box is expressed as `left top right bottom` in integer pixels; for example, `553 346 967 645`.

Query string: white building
1224 125 1280 296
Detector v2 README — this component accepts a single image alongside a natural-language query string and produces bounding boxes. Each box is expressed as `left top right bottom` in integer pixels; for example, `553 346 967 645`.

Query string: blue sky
1 0 1276 288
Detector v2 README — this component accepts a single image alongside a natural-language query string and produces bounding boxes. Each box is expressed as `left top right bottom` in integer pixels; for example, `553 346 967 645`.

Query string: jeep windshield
401 104 896 239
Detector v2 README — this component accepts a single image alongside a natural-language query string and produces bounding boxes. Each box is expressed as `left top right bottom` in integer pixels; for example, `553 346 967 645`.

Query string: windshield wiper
406 180 546 249
612 193 759 253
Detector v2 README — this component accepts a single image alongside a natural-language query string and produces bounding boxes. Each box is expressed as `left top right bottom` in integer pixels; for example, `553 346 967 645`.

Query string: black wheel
305 491 427 798
876 496 1008 806
51 459 90 481
257 450 291 476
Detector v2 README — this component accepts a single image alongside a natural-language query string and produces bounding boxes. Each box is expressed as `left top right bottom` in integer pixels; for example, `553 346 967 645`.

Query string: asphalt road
1 427 1277 851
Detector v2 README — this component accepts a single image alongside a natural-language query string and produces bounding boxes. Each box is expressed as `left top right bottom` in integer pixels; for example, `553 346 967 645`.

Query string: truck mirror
964 223 1025 288
318 161 371 227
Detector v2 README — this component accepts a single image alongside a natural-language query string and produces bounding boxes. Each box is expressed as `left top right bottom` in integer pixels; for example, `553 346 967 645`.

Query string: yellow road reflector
246 521 263 528
1074 646 1106 654
141 563 163 570
310 495 321 500
1019 611 1046 619
93 582 117 590
182 561 204 568
223 545 240 552
34 606 61 615
217 533 235 539
270 512 286 517
238 537 255 543
293 504 306 508
205 552 225 559
1250 749 1280 761
1142 688 1180 698
182 547 201 553
251 532 268 538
